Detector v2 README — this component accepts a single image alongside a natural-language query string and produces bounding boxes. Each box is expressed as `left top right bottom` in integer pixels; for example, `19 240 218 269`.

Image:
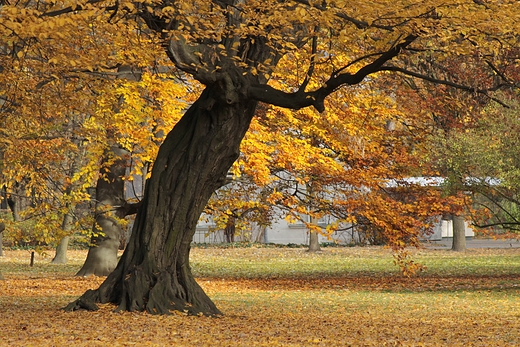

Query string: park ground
1 245 520 346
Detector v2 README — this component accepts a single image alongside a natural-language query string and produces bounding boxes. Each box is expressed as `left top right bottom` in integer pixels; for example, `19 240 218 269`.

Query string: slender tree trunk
224 217 236 243
0 221 4 257
308 212 322 252
76 146 129 276
308 230 321 252
52 236 70 264
451 215 467 252
52 211 75 264
66 86 256 315
307 183 321 252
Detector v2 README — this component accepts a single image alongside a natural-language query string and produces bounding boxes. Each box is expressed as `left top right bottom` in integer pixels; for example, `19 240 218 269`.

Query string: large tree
7 0 518 315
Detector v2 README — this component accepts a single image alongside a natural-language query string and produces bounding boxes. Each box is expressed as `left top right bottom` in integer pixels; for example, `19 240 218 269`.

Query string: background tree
388 42 520 251
218 69 457 253
0 7 125 252
0 7 189 264
439 95 520 235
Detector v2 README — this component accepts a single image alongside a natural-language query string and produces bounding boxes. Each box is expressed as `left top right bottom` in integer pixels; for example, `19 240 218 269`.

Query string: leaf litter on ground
1 247 520 346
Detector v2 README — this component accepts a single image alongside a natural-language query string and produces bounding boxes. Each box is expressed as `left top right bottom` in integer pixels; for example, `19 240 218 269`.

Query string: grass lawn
1 246 519 346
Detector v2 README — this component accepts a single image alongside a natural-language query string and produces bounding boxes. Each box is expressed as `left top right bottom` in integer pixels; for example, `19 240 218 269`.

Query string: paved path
424 238 520 249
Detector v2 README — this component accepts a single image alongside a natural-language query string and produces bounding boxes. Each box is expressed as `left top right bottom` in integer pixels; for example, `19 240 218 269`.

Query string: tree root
64 268 222 317
63 289 100 312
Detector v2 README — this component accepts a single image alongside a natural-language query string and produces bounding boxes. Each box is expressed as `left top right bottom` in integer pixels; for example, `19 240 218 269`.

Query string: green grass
415 251 520 276
189 246 520 278
1 247 520 346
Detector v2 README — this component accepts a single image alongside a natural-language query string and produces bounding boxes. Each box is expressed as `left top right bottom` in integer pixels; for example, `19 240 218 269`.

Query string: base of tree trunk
307 231 322 252
51 236 70 264
75 235 119 276
451 215 467 252
65 260 222 316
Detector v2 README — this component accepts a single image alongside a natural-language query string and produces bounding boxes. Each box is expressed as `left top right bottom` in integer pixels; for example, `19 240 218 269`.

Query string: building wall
193 215 475 245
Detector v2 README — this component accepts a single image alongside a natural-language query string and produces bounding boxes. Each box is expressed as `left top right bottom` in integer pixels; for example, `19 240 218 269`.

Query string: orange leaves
0 1 192 247
99 71 191 177
224 57 451 249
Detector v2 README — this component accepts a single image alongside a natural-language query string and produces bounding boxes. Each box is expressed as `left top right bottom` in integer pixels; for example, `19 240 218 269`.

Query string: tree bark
308 230 321 252
0 221 4 257
75 146 129 276
66 85 256 315
224 217 236 243
7 182 30 223
51 211 74 264
52 236 70 263
451 215 467 252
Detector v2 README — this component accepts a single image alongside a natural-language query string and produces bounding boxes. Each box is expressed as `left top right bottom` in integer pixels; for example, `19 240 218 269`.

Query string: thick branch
116 201 143 218
248 34 417 112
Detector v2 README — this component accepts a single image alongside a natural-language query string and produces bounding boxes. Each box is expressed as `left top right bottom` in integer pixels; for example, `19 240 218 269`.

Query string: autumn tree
439 95 520 235
217 58 460 252
5 0 517 315
0 7 188 265
75 66 190 275
391 42 520 250
0 7 126 252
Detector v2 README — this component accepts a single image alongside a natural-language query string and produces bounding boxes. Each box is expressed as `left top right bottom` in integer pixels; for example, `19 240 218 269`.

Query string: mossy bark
66 85 256 315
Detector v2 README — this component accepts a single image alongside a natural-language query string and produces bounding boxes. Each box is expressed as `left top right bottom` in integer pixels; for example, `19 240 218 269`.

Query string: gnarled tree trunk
66 85 256 315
